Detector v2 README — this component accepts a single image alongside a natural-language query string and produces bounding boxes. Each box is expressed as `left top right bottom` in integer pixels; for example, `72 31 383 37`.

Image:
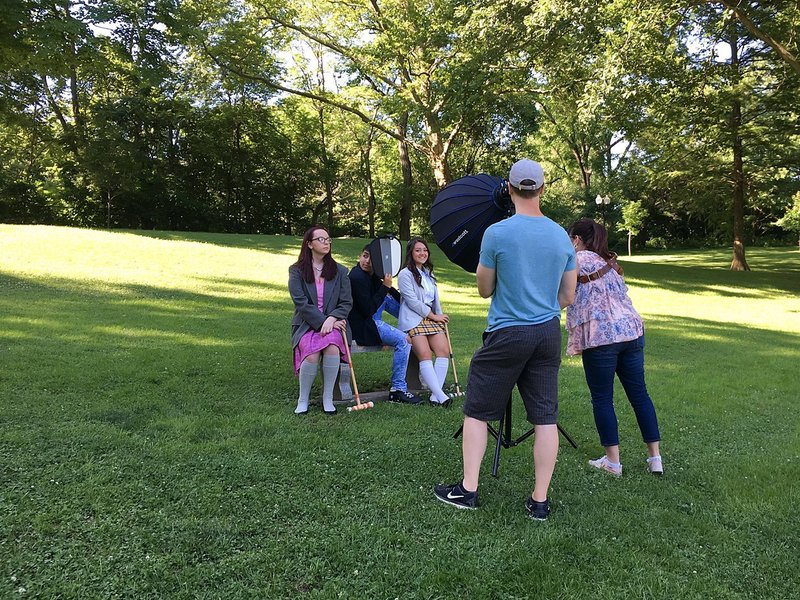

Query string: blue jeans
581 335 660 447
374 296 410 391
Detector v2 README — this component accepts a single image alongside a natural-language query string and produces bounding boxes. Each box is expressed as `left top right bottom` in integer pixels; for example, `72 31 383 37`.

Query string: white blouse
420 269 436 307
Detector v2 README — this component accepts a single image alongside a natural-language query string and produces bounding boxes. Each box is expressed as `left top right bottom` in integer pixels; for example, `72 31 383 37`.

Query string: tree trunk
424 114 452 188
397 113 413 240
426 135 453 189
63 1 86 148
106 189 113 228
234 120 245 233
363 127 376 238
729 22 750 271
717 0 800 76
429 152 451 190
41 76 79 157
571 141 592 189
317 105 335 232
325 180 334 232
628 230 632 257
311 198 327 226
69 63 85 146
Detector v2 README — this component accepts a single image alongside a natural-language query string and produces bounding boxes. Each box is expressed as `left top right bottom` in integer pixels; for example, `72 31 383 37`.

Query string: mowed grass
1 225 798 599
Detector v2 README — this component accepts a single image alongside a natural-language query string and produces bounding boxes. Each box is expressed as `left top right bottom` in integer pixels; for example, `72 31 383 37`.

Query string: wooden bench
333 342 424 404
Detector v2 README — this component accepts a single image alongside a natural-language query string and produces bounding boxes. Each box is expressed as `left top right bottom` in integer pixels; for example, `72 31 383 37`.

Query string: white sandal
646 456 664 476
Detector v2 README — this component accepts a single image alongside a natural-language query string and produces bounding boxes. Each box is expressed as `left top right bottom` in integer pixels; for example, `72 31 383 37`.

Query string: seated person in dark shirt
348 245 424 404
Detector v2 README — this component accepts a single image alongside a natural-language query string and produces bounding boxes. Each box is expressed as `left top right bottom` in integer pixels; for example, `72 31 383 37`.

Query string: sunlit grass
1 225 798 599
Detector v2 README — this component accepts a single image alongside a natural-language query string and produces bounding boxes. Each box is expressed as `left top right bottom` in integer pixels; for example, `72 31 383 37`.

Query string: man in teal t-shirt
434 159 577 520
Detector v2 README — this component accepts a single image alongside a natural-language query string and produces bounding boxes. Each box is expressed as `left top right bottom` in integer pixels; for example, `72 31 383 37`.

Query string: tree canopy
1 0 798 264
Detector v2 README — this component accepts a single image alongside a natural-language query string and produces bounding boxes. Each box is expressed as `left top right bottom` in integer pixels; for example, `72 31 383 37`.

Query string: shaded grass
1 225 798 599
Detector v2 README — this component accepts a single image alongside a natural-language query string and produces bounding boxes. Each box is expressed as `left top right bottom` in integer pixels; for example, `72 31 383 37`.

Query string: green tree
703 0 800 75
775 192 800 251
621 200 648 256
190 0 535 190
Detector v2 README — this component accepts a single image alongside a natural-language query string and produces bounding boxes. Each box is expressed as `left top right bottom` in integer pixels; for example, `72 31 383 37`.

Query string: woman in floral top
566 218 663 477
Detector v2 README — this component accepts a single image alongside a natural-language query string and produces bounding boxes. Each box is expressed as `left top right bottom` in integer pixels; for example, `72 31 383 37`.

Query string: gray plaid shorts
464 318 561 425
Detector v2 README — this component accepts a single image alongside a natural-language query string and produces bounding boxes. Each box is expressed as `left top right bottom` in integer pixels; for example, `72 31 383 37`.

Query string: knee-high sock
419 359 449 403
321 354 340 412
296 360 318 413
339 363 353 400
434 357 449 387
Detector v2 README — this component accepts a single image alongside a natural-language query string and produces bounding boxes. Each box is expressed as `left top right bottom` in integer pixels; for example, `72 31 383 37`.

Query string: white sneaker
647 456 664 476
588 455 622 476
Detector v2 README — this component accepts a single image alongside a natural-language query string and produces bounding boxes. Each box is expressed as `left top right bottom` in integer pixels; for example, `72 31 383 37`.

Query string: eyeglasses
312 237 332 244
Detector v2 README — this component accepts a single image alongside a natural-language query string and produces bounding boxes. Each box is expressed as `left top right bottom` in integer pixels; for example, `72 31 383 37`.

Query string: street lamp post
595 194 611 225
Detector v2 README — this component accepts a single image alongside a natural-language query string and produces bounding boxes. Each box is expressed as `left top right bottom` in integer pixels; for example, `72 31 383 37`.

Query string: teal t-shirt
479 214 576 332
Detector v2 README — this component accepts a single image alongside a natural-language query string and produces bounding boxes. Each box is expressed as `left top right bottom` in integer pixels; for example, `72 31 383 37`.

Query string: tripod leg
503 396 512 447
557 423 578 449
491 395 514 477
492 412 505 477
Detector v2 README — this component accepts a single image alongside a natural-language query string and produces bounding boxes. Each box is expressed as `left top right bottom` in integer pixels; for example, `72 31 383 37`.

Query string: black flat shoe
323 408 338 415
429 398 452 408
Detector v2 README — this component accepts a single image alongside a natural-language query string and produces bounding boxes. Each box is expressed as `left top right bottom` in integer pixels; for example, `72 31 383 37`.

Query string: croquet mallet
340 329 375 412
444 322 465 398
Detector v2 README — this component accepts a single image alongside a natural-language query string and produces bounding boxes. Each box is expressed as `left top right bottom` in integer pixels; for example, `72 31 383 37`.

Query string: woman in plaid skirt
397 238 452 406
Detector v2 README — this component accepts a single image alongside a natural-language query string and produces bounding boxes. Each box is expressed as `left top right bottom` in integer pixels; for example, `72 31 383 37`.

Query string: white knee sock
321 355 340 412
296 360 318 413
419 359 449 403
434 357 449 387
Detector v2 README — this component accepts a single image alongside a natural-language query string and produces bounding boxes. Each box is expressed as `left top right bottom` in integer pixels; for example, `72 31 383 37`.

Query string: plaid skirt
408 318 446 338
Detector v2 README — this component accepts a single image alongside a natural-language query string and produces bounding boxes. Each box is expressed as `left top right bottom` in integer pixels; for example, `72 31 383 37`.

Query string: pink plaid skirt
293 329 347 374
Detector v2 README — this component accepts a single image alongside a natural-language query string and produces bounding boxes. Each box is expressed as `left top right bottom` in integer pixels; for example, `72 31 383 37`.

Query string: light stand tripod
454 395 578 477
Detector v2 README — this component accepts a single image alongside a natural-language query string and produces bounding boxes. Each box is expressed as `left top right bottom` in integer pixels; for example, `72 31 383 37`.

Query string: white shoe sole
433 491 477 510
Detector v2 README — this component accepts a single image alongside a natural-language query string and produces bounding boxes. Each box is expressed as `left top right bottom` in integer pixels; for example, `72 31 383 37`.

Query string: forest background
2 0 799 270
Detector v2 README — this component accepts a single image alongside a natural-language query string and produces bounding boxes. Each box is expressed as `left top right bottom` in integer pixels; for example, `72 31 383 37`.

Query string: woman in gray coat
288 226 352 415
397 237 452 406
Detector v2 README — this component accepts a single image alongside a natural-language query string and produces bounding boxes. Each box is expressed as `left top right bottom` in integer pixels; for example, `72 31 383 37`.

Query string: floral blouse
566 250 643 356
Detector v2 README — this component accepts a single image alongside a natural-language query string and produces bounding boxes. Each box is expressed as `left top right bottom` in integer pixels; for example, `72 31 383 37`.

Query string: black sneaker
433 482 478 510
389 389 424 405
524 496 551 521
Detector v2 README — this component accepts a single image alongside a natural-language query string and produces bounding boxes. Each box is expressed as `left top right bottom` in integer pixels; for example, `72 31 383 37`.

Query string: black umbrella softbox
430 174 513 272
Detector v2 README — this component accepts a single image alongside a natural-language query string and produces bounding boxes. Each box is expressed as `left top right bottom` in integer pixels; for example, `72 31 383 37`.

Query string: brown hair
404 237 436 287
508 183 542 200
293 225 338 283
568 218 622 272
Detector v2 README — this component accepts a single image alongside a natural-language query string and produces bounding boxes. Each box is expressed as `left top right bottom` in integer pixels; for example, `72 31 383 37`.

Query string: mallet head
347 401 375 412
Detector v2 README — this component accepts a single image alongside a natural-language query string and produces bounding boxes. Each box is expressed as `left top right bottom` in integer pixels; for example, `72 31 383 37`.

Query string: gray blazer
289 264 353 349
397 267 442 332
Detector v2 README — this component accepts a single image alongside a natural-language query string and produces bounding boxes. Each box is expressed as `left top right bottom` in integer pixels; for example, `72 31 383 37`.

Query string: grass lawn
1 225 798 599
